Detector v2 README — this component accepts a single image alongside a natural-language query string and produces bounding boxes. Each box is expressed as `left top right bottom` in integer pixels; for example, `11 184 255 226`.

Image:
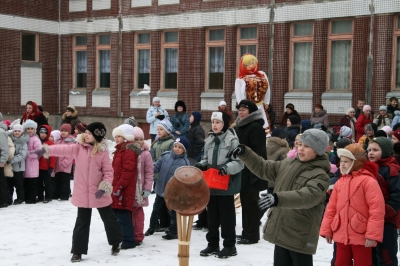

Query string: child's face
153 101 160 107
220 105 226 111
157 126 168 138
190 115 194 124
114 136 125 145
25 128 35 136
84 130 96 144
297 142 317 162
133 137 144 147
379 110 386 116
294 135 301 148
364 109 371 116
365 129 374 137
49 135 55 142
286 108 292 114
392 136 399 144
177 106 183 112
173 143 185 155
391 100 398 107
368 143 382 162
13 130 22 138
39 132 48 140
65 110 72 117
74 129 80 135
286 119 292 127
212 120 224 134
340 156 353 174
60 130 69 138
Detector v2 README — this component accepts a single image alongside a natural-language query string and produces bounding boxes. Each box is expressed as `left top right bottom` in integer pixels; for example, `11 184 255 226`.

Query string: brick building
0 0 399 137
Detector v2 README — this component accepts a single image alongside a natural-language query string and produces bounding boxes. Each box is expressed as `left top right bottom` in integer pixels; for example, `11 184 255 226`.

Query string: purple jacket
54 135 75 174
47 135 114 209
24 134 41 178
134 142 154 207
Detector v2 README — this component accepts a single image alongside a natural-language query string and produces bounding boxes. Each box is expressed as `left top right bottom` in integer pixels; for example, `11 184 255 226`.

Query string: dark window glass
240 45 256 57
164 48 178 89
240 27 257 39
209 47 224 89
76 36 87 46
21 33 36 61
137 49 150 88
138 33 150 44
99 50 110 88
164 32 178 42
209 29 225 41
98 35 110 45
76 51 87 88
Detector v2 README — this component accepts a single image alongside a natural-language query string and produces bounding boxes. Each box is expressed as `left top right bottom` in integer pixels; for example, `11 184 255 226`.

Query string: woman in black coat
235 100 267 245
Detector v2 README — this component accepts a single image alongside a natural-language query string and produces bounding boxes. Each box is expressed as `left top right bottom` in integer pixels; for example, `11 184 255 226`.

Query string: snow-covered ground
0 188 345 266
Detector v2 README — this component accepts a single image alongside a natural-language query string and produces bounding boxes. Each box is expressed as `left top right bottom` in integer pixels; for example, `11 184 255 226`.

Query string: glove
218 166 228 176
258 193 277 213
156 115 165 120
95 190 105 199
195 163 207 171
142 190 151 198
113 188 121 197
31 148 46 158
226 144 245 159
47 168 54 175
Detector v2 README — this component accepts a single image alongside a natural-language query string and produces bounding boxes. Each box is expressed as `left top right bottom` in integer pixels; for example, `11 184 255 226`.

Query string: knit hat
236 100 258 114
157 119 173 135
75 122 87 134
23 119 37 130
174 137 190 153
392 130 400 141
288 115 300 125
174 100 186 112
60 123 72 133
375 130 387 138
66 105 76 112
300 120 312 133
379 105 387 112
39 127 48 134
86 122 107 143
339 126 352 138
336 137 352 149
211 111 231 132
364 123 376 134
112 124 135 142
337 144 366 174
346 108 355 116
153 97 160 103
363 105 371 112
299 129 329 156
369 137 393 159
381 126 392 136
219 101 227 107
133 126 144 139
191 112 202 123
51 130 61 142
314 103 324 110
271 128 286 139
286 103 295 111
12 124 23 132
124 116 137 127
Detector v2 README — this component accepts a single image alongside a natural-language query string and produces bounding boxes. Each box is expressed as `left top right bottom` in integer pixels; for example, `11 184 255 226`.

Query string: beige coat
4 136 15 177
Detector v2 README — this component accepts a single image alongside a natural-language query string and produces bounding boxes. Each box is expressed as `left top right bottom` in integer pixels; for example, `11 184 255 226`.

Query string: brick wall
0 0 59 21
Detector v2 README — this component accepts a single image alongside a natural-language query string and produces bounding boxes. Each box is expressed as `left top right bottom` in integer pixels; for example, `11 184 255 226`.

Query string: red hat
393 130 400 141
60 123 72 133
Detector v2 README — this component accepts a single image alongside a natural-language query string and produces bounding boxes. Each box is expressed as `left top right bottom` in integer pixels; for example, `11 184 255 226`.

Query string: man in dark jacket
234 100 267 245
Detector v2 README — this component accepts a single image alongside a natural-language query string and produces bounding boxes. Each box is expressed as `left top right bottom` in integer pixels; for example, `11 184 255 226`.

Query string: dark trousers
160 201 170 228
168 209 177 236
9 171 24 202
196 209 208 227
71 206 123 254
149 194 166 230
6 177 13 204
24 177 37 203
273 245 313 266
0 167 7 205
113 209 136 248
206 195 236 248
372 222 398 266
53 172 71 200
37 170 53 200
240 190 260 241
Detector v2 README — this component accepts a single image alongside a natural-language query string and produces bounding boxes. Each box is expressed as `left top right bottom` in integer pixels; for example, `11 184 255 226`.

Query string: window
393 15 400 90
21 32 38 61
206 29 225 90
327 19 353 90
238 27 257 57
96 34 111 88
73 36 87 88
135 33 151 89
289 22 313 90
162 31 178 89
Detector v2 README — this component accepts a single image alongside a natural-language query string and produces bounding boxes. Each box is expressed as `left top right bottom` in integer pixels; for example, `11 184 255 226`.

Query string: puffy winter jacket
38 125 56 171
310 110 329 128
187 121 205 160
146 105 170 135
54 135 75 174
373 114 392 130
0 123 9 165
4 136 15 177
24 134 41 178
320 163 385 245
9 133 29 172
111 142 140 211
134 142 154 207
285 125 300 148
170 112 190 138
46 135 114 208
392 110 400 128
355 113 373 142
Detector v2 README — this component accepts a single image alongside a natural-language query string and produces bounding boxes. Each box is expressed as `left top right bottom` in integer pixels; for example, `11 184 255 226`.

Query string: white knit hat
339 126 352 138
211 112 223 123
112 124 135 142
51 130 61 142
12 124 23 132
219 101 227 106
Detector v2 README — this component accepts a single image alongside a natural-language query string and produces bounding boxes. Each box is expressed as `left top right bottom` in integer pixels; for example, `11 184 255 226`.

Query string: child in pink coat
131 127 154 245
33 122 123 262
23 119 41 204
320 144 385 266
286 133 301 159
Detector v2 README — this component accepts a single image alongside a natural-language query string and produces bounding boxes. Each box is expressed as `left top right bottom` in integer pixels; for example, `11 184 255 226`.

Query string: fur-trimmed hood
312 109 327 118
235 109 264 127
62 109 79 121
267 136 289 150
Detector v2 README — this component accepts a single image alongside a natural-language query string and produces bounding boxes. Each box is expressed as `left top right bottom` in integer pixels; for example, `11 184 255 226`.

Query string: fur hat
66 105 76 112
124 116 137 127
337 144 366 174
12 124 23 132
174 100 186 112
363 105 371 112
236 100 258 114
23 119 37 130
211 111 231 132
288 115 300 125
86 122 107 143
133 126 144 139
174 137 190 153
191 112 202 123
271 128 286 139
152 97 160 103
346 108 355 116
299 129 329 156
157 119 173 135
112 124 135 142
379 105 387 112
392 130 400 141
286 103 295 111
339 126 352 138
369 137 393 159
51 130 61 142
60 123 72 133
75 123 87 134
219 101 227 107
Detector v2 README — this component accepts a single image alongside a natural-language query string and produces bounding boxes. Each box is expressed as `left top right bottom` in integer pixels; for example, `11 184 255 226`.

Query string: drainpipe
117 0 123 117
365 0 374 105
268 2 275 98
58 0 61 114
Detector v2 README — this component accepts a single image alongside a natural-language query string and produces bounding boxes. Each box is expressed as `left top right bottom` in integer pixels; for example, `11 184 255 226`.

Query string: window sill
200 91 224 98
21 62 42 68
70 89 87 95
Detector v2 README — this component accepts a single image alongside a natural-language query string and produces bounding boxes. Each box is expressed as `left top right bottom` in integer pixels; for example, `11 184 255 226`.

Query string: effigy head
239 53 259 77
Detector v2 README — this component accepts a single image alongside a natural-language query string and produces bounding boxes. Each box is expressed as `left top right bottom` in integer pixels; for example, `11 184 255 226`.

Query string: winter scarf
376 157 400 177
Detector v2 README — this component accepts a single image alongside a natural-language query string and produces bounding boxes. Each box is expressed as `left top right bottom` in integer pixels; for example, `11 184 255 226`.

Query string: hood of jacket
267 137 289 150
312 109 327 117
235 109 264 127
62 109 79 121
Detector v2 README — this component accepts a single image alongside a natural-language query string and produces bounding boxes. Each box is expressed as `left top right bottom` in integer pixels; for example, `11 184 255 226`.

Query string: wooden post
177 213 194 266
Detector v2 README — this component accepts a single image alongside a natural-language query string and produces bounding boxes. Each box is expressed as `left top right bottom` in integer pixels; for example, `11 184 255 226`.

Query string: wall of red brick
0 0 59 21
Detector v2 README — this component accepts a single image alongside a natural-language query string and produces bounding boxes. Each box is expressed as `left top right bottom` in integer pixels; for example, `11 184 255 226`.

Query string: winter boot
111 244 120 256
162 234 177 240
216 246 237 259
200 246 220 256
70 253 81 262
144 228 155 236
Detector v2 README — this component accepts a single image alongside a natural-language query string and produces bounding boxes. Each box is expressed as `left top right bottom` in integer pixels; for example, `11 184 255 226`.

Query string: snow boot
200 246 220 256
216 246 237 259
111 244 120 256
70 253 81 262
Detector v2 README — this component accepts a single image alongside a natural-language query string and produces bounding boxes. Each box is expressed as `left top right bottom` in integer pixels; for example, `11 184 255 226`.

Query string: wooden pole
177 213 194 266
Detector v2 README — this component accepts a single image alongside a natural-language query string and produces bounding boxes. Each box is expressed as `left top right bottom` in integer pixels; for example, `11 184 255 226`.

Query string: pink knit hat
133 126 144 139
363 105 371 112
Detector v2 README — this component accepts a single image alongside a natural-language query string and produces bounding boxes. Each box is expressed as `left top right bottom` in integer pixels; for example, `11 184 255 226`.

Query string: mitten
156 115 165 120
142 190 151 198
195 163 207 171
226 144 246 159
113 187 122 197
95 190 105 199
31 148 46 158
218 165 228 176
258 193 277 213
47 168 54 175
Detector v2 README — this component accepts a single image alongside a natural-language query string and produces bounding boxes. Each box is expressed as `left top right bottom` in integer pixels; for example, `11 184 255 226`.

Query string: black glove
47 168 54 175
95 190 105 199
226 144 245 159
195 163 207 171
218 166 228 176
156 115 165 120
258 193 277 213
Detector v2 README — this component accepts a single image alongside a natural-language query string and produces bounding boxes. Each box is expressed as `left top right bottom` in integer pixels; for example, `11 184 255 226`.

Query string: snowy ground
1 187 344 266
